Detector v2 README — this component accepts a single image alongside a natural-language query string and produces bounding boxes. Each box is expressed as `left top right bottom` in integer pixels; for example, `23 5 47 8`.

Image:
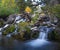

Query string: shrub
0 0 19 18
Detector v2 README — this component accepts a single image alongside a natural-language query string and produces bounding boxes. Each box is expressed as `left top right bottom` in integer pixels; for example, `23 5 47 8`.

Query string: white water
25 39 50 47
39 32 46 39
25 26 54 47
38 26 47 39
38 26 54 39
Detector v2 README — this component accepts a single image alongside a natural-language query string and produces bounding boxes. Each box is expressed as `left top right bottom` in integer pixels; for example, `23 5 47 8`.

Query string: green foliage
3 24 15 35
52 5 60 17
17 22 30 37
32 13 39 23
41 4 60 17
0 7 19 17
16 0 26 13
0 0 19 18
11 22 31 40
18 22 30 31
0 22 3 27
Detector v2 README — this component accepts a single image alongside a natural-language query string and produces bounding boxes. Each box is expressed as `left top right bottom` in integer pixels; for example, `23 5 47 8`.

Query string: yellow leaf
25 6 32 13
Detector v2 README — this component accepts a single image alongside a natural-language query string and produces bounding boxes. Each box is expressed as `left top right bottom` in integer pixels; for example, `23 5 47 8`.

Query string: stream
0 13 60 50
0 25 60 50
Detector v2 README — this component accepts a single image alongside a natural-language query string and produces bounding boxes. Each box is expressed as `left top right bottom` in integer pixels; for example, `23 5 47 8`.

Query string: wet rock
31 27 39 39
16 18 26 24
0 19 4 27
5 14 18 24
22 12 32 22
0 28 3 31
34 21 41 27
15 14 22 23
2 24 15 35
3 24 9 29
5 13 32 24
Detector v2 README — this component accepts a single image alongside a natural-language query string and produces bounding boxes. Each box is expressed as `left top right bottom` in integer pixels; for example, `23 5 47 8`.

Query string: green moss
18 22 31 38
2 24 15 35
0 21 4 27
12 22 32 40
32 14 39 23
18 22 30 32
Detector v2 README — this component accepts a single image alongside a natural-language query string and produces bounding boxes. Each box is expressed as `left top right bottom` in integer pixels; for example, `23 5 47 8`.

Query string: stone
5 14 18 24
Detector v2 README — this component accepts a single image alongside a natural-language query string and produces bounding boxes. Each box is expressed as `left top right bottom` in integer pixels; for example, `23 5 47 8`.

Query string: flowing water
24 26 60 50
38 26 54 39
0 25 60 50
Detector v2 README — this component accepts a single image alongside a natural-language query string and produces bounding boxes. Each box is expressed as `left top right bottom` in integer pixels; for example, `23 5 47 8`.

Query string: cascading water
25 26 55 47
39 26 47 39
38 26 54 40
39 31 46 39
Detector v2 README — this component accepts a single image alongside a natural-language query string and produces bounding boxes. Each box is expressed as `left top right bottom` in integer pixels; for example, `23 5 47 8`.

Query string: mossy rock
12 32 29 41
47 30 56 41
0 20 4 27
54 29 60 42
48 30 60 42
18 22 31 32
31 30 39 39
32 14 39 23
2 24 15 35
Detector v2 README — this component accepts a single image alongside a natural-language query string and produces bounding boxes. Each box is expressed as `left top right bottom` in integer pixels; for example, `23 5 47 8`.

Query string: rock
0 19 4 27
31 27 38 30
16 19 26 24
34 21 41 27
22 12 32 22
31 27 39 39
0 28 3 32
0 32 2 35
5 13 32 24
15 15 21 21
3 24 9 29
2 24 15 35
5 14 18 24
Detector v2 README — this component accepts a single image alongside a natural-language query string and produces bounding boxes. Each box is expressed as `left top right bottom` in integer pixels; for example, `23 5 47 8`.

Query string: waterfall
25 26 54 47
38 26 47 39
39 32 46 39
38 26 54 40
